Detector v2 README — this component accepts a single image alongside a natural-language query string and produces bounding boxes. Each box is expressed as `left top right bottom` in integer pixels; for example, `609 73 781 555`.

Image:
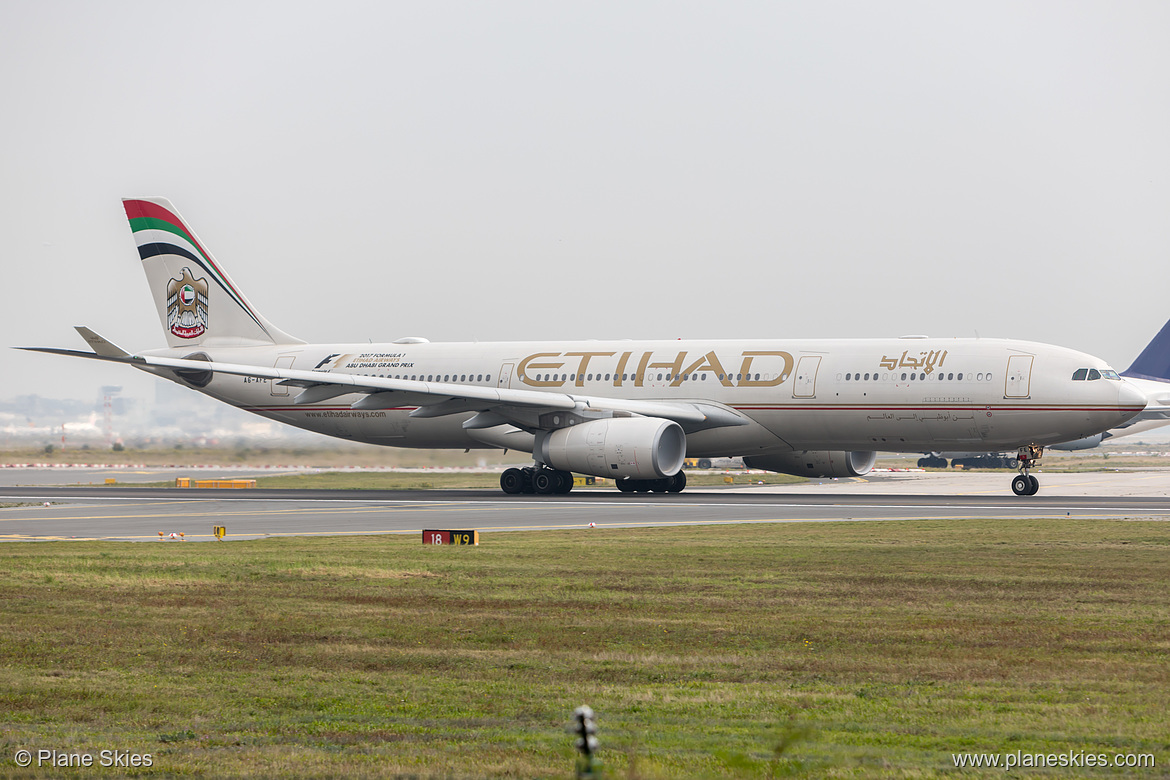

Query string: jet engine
538 417 686 480
743 450 877 478
1050 432 1105 451
174 352 214 388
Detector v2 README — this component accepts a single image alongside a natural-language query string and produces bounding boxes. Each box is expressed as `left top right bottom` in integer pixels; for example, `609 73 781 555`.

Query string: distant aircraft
21 198 1146 496
918 317 1170 468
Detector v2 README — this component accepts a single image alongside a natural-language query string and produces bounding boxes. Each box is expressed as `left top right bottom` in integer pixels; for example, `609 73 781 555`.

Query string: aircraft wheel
520 468 535 494
533 470 559 495
667 471 687 493
650 478 671 493
697 458 712 469
635 481 652 493
1028 475 1040 495
500 468 524 495
556 470 574 494
616 479 634 493
1011 474 1031 496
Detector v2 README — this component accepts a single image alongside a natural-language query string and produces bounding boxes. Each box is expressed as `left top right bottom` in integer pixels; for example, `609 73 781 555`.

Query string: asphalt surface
2 469 1169 542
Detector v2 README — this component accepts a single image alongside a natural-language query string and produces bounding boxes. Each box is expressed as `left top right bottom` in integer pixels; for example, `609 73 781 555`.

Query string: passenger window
901 373 907 381
1087 368 1101 380
845 373 851 381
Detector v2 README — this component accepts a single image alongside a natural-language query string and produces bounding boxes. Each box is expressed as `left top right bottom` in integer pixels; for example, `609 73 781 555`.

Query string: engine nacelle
538 417 686 480
1050 433 1105 451
743 450 877 478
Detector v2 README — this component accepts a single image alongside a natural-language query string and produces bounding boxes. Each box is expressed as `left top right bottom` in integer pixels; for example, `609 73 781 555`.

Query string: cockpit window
1072 368 1088 381
1087 368 1101 380
1101 369 1121 380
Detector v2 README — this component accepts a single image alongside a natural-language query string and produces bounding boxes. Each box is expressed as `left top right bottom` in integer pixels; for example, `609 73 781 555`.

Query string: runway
2 469 1169 541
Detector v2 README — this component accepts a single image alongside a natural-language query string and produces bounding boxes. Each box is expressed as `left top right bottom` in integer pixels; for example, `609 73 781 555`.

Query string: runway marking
4 512 1158 543
2 496 1168 519
0 504 521 523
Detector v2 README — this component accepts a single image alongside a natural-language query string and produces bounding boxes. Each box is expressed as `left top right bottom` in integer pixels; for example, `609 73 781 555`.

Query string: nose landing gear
1011 445 1043 496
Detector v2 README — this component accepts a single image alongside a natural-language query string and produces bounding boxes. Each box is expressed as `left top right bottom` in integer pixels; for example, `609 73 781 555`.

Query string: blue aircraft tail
1122 318 1170 382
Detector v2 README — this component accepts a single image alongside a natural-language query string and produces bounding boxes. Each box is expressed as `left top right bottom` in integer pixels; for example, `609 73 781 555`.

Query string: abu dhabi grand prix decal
166 267 209 339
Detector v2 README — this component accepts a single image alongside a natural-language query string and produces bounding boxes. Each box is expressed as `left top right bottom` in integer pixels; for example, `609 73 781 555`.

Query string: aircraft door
792 356 821 398
271 355 296 396
1005 355 1033 398
497 362 514 389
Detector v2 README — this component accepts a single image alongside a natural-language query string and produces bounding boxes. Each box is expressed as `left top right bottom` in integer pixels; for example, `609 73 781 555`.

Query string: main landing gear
500 466 573 495
499 467 688 495
615 471 687 494
1011 445 1043 496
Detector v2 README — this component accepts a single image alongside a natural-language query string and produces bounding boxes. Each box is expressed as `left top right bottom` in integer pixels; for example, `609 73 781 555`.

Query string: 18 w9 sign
422 529 479 545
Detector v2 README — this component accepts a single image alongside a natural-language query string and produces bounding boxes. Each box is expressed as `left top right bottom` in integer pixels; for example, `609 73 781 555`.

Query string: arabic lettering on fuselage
878 350 948 374
516 350 794 388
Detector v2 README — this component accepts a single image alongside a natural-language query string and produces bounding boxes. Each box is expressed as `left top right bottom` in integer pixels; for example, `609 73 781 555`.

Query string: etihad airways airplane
21 198 1148 497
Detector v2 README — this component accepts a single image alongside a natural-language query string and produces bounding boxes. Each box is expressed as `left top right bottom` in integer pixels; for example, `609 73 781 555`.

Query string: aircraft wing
19 344 748 432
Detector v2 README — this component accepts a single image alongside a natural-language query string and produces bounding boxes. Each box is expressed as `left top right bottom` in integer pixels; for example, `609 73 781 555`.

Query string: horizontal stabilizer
75 327 130 358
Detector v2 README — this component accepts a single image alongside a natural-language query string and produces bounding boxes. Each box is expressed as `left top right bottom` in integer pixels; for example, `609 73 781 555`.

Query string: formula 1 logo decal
166 267 209 339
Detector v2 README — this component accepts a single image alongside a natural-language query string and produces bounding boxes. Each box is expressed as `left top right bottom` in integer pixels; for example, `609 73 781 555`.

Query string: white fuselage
146 336 1145 458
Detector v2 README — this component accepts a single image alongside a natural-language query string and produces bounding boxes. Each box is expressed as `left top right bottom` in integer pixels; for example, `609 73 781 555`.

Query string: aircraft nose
1118 381 1148 419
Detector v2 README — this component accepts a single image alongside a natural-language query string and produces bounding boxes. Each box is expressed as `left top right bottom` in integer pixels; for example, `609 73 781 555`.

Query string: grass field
2 520 1168 778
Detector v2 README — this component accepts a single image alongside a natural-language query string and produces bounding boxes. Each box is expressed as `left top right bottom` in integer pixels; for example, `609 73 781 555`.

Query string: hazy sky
3 1 1169 402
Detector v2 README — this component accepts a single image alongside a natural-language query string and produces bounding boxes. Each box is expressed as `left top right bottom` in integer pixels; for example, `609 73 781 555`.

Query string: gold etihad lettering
878 349 948 375
563 352 615 387
737 351 793 387
516 349 795 389
517 352 565 387
675 351 733 387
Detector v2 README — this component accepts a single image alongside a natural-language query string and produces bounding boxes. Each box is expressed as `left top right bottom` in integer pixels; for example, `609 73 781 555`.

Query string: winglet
74 327 129 358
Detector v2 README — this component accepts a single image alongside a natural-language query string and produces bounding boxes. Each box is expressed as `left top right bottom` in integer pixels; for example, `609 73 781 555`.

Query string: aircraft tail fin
123 198 303 348
1122 317 1170 382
